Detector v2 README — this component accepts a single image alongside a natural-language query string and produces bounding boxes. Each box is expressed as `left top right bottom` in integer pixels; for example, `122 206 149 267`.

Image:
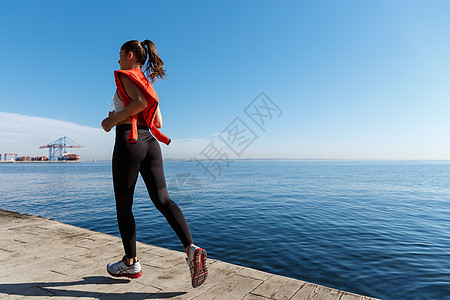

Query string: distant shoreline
0 160 80 163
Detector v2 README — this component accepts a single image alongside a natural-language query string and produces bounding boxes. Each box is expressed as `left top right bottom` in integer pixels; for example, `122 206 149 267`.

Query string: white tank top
113 90 124 112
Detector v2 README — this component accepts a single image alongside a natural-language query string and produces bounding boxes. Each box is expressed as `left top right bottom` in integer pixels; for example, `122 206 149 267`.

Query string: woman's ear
127 51 134 60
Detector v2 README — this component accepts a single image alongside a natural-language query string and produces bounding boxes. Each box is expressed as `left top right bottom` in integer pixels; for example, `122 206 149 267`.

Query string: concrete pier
0 209 380 299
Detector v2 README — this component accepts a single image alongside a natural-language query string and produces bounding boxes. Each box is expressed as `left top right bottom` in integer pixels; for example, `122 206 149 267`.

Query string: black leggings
113 124 193 258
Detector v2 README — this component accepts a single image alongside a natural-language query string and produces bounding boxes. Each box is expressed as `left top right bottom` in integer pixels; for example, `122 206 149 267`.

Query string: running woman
101 40 208 288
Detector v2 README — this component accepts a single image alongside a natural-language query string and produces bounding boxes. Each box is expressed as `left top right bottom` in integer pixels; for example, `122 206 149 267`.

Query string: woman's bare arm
154 105 162 128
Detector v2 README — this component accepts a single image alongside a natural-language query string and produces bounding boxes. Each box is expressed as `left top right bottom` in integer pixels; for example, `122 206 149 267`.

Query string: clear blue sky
1 0 449 160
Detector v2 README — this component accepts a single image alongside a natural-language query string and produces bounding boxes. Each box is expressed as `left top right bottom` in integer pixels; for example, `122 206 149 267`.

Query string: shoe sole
192 248 208 288
107 269 142 279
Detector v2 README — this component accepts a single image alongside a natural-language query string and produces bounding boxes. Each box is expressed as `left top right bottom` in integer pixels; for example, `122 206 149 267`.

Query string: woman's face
118 50 130 70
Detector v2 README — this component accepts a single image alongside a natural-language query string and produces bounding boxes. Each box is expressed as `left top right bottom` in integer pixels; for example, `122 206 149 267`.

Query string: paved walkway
0 209 380 299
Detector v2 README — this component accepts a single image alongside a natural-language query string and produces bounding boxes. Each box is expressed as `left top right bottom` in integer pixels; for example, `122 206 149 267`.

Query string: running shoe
107 256 142 279
185 244 208 288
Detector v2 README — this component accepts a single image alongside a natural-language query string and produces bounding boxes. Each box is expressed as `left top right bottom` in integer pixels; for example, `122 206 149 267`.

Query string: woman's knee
115 196 133 215
154 196 176 213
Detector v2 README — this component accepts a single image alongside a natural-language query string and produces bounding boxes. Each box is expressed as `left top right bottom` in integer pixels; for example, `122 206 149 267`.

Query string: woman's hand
101 111 117 132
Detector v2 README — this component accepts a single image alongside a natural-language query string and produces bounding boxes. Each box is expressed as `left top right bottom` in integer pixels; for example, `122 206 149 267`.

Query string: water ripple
0 161 449 299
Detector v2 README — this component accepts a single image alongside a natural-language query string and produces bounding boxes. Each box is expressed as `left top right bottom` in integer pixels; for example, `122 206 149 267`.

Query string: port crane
39 137 85 161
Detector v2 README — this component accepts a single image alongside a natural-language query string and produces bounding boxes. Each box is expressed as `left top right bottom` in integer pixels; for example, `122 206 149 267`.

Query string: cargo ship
59 153 80 161
15 156 49 162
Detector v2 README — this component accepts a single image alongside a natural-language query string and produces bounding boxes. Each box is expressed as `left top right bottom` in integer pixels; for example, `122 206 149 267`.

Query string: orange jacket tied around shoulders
114 68 171 145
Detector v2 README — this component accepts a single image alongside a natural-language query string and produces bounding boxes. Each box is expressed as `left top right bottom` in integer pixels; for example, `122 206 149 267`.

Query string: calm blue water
0 160 449 299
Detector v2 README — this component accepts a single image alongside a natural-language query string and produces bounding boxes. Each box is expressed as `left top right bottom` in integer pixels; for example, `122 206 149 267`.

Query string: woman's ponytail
142 39 167 83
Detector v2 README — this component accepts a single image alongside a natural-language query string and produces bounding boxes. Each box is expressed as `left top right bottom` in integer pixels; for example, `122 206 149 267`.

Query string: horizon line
80 158 450 162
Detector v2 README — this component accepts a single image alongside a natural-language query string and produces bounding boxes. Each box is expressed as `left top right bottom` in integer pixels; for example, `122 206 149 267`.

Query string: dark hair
121 39 167 83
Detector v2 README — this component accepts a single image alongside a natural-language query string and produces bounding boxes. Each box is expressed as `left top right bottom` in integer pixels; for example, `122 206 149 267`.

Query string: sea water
0 160 449 299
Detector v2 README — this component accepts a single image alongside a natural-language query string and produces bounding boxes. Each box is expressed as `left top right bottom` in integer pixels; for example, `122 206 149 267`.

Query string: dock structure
0 209 379 299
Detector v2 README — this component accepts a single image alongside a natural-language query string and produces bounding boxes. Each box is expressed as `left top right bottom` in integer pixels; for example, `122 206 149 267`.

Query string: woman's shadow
0 275 187 299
